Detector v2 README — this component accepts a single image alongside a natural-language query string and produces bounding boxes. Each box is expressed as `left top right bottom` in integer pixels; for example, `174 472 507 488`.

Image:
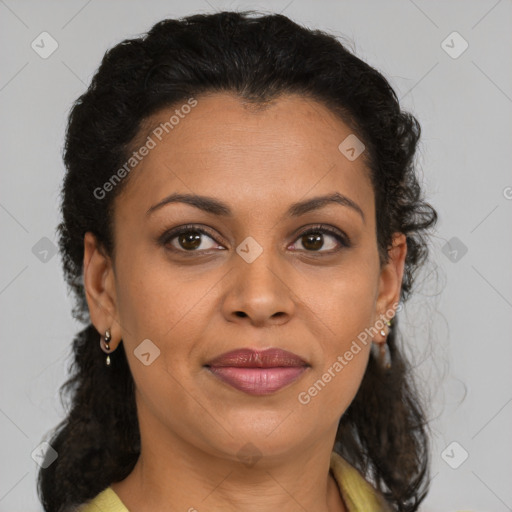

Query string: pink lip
205 348 309 396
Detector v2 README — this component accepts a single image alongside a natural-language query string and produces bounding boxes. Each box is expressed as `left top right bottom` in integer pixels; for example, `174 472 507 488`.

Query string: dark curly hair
37 10 438 512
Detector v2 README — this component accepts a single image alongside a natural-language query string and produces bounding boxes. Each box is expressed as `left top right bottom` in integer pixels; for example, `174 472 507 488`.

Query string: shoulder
329 451 394 512
76 486 129 512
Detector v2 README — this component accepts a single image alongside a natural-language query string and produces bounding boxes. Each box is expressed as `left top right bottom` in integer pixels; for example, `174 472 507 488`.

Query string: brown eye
159 223 350 256
291 225 350 253
176 231 203 251
161 225 221 253
300 232 326 251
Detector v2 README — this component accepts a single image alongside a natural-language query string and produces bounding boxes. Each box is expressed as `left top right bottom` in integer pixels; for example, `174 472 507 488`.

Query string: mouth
204 348 310 396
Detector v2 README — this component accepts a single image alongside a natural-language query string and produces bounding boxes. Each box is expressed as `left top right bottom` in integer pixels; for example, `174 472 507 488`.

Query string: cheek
296 261 377 411
113 244 198 337
313 259 379 347
112 255 208 424
113 249 221 383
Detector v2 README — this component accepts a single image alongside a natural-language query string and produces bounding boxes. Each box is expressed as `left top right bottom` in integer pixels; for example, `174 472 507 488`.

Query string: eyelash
159 223 351 256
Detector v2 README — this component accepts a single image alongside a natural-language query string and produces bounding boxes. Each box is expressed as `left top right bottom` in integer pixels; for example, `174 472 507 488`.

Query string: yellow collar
329 451 393 511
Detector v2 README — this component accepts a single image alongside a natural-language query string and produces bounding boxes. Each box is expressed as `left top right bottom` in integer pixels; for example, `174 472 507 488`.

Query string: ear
373 232 407 325
83 231 122 350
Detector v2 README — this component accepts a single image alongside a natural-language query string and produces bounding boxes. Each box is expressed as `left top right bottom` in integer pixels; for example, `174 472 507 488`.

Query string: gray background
1 0 511 510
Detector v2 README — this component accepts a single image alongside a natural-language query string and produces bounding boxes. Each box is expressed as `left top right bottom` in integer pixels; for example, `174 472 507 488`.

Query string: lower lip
206 366 308 395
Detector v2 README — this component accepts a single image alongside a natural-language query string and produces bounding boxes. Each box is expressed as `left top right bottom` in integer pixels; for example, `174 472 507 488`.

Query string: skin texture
83 92 407 512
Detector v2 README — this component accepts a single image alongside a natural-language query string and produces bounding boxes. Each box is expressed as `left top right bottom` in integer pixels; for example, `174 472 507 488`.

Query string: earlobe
83 232 122 351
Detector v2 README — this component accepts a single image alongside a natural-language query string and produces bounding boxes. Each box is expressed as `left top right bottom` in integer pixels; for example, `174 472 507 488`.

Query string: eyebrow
146 192 365 223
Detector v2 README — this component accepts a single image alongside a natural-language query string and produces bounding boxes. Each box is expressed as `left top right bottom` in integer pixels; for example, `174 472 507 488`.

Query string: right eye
160 224 224 254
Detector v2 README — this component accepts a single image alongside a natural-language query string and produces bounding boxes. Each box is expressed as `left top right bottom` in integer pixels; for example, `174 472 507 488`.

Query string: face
84 92 406 463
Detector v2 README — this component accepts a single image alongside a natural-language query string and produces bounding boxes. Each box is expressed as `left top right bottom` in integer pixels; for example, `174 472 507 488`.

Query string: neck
111 405 346 512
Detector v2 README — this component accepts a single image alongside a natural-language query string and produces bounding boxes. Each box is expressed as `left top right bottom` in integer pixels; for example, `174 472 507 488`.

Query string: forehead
115 92 374 222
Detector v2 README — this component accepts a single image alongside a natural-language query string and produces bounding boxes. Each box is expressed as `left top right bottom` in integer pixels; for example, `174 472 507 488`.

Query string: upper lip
205 348 309 368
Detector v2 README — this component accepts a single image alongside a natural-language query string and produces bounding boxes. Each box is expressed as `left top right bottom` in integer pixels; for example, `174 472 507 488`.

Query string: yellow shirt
78 451 392 511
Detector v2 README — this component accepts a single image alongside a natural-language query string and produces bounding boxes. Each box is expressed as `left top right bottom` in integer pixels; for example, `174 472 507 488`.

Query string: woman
37 10 437 512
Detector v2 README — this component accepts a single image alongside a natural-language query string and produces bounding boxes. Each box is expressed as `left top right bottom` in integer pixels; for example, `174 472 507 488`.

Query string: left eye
290 226 350 253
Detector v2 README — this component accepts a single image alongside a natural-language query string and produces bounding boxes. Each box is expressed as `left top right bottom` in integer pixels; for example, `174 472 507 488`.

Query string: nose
221 250 295 328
